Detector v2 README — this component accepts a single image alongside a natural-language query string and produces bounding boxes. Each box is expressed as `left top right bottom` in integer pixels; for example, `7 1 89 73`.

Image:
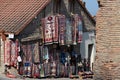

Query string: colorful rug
72 14 78 45
4 39 11 66
58 15 66 45
32 42 40 63
10 41 16 66
77 16 83 43
43 16 58 44
65 19 72 45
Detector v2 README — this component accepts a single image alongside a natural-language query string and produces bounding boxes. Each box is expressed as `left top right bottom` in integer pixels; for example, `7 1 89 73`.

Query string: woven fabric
14 39 20 67
32 42 40 63
10 41 16 66
24 61 32 77
77 16 83 43
72 14 78 45
22 45 27 63
51 61 56 76
58 15 66 45
43 16 58 44
43 46 49 60
32 64 40 78
4 39 11 66
44 62 51 77
27 44 32 62
65 19 72 45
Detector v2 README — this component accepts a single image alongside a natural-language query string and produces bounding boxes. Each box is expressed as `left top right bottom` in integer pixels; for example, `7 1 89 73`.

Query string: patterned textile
40 64 44 77
77 16 83 43
64 66 69 77
4 39 11 66
60 52 66 65
32 63 40 78
58 15 66 45
56 62 60 77
70 66 75 75
22 44 32 77
10 41 16 66
51 61 56 77
27 44 32 62
15 39 20 67
32 42 40 63
42 16 58 44
44 62 51 77
24 61 32 77
22 45 27 63
43 46 49 60
59 64 65 77
72 14 78 45
65 19 72 45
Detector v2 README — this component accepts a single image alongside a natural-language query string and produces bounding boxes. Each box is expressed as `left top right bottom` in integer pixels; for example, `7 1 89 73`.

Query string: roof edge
77 0 96 25
15 0 51 35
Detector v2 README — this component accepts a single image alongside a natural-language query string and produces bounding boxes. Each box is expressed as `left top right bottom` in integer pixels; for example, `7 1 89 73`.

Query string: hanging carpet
42 16 58 44
57 15 66 45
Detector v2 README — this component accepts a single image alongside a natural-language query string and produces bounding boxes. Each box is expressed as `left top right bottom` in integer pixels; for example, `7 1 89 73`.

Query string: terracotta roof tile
0 0 51 35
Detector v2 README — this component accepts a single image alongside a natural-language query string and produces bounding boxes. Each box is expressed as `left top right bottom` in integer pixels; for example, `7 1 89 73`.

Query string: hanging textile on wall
72 14 83 44
58 15 66 45
43 46 49 60
42 16 58 44
27 44 32 62
66 19 72 45
15 39 20 67
22 45 27 63
32 63 40 78
4 39 11 66
77 16 83 43
72 14 78 45
32 42 40 63
21 44 33 77
11 41 16 66
4 39 20 67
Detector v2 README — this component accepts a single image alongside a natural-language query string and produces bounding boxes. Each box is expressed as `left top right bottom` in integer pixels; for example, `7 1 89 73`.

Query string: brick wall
94 0 120 79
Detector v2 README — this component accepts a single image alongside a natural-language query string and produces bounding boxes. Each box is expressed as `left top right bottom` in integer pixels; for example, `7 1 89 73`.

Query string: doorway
88 44 93 70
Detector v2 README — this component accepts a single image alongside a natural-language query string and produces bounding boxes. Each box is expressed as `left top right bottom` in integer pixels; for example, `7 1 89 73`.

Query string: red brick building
94 0 120 79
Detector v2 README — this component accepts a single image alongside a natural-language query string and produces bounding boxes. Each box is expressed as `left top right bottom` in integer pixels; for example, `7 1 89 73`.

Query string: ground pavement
0 75 93 80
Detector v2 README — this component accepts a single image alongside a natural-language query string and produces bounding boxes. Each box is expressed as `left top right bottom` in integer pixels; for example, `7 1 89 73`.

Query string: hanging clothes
58 15 66 45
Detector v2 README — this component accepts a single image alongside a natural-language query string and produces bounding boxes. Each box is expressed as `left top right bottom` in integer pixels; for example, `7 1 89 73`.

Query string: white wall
80 31 96 70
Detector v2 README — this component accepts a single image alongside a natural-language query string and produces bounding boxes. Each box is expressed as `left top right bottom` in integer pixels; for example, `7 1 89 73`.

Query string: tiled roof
0 0 51 35
0 0 95 35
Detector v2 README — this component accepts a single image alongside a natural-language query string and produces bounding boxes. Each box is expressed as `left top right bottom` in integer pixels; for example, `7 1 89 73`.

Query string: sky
83 0 99 16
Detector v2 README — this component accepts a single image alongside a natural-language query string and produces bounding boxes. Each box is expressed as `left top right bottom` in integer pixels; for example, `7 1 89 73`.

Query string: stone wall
94 0 120 80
